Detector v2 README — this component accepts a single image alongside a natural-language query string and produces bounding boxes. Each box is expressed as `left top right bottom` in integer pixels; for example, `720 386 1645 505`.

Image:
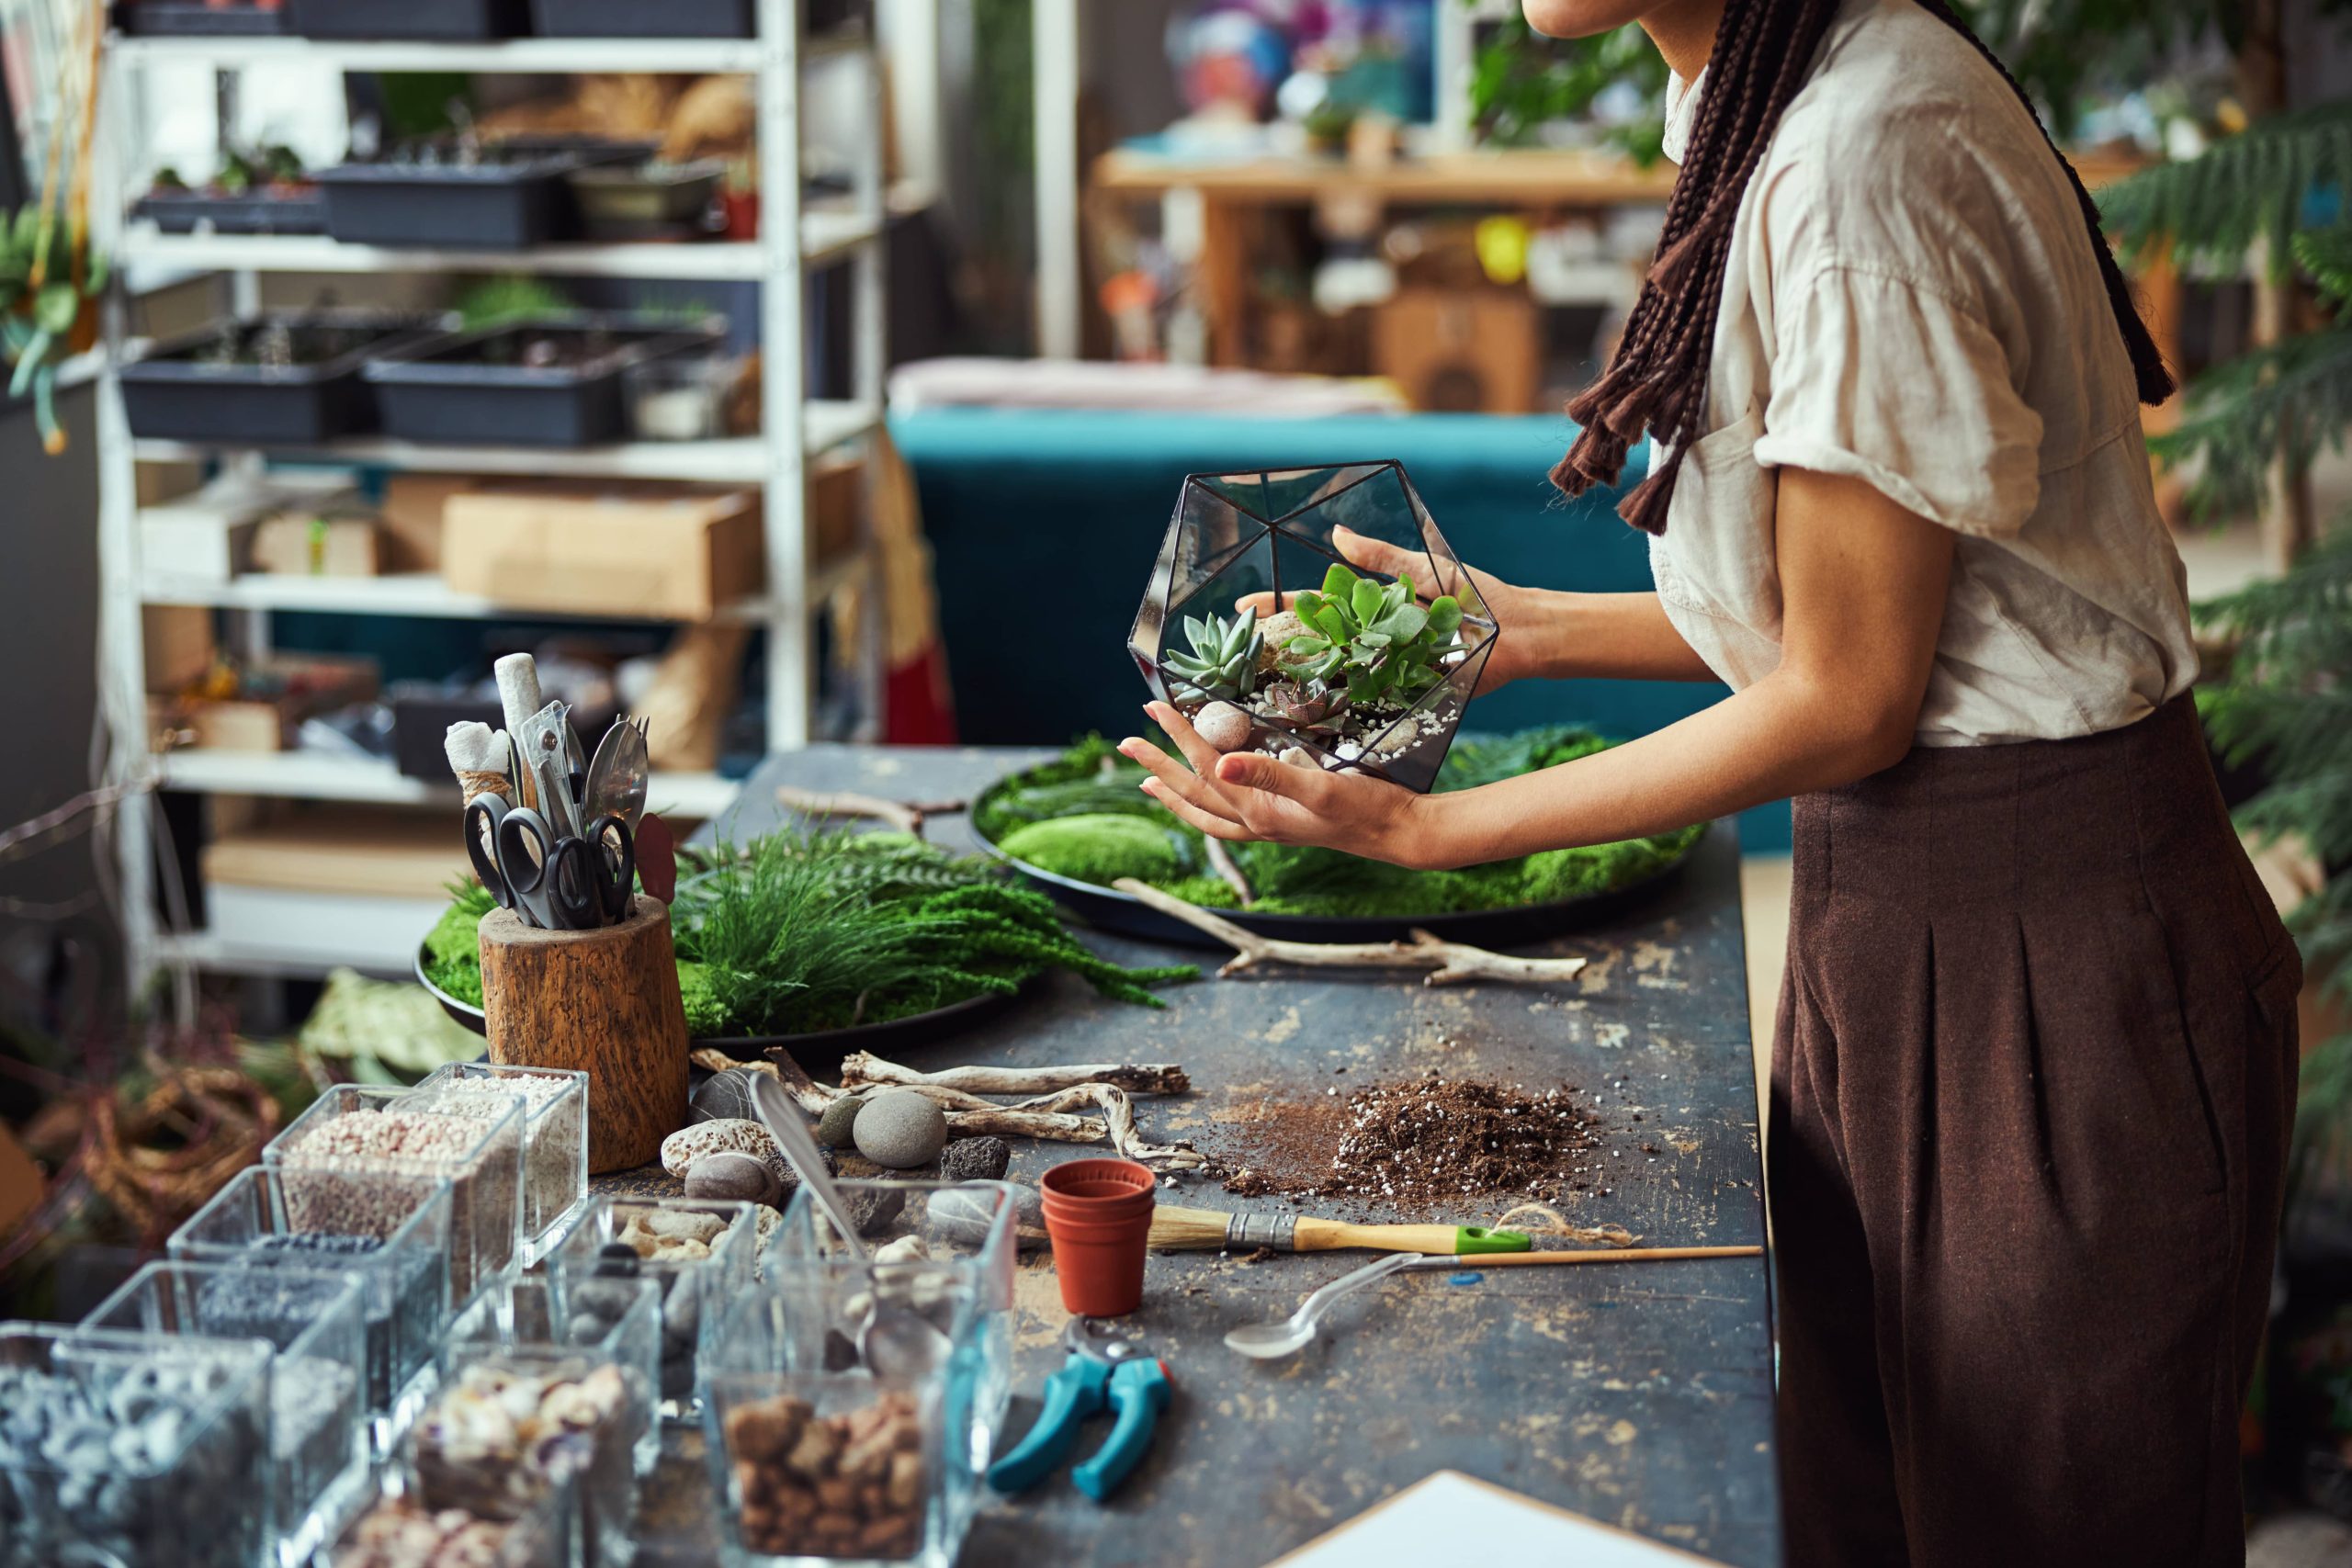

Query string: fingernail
1117 738 1139 752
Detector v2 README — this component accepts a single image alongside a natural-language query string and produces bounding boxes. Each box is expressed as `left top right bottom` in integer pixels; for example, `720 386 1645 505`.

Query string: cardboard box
143 604 216 693
379 474 472 574
1372 288 1542 415
143 470 364 585
204 806 470 900
443 481 764 620
151 654 379 753
808 451 865 566
252 514 381 578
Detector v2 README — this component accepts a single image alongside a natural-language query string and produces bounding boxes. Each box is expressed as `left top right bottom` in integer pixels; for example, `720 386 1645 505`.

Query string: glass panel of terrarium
1130 483 1268 671
1401 470 1489 617
1352 631 1497 793
1255 463 1393 527
1277 463 1455 601
1194 470 1272 521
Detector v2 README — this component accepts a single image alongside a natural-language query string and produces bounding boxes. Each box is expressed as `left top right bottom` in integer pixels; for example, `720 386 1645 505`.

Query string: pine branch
2101 100 2352 271
2292 226 2352 311
2151 325 2352 521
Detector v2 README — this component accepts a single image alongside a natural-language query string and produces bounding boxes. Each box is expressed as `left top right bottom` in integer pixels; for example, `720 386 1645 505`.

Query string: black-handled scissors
547 814 634 929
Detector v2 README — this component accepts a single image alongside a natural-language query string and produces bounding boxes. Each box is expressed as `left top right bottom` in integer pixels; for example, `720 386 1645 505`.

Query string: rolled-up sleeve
1752 261 2044 538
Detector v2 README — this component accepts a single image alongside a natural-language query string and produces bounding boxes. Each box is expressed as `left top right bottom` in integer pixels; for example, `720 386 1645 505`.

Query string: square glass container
702 1322 955 1568
549 1195 756 1423
0 1323 273 1568
266 1081 526 1308
416 1062 591 1264
772 1179 1018 1490
624 352 739 441
405 1345 640 1568
1129 461 1500 793
325 1471 575 1568
171 1163 453 1453
83 1261 371 1566
447 1273 664 1478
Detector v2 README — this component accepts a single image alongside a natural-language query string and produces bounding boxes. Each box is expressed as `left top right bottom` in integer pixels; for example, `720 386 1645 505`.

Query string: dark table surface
629 745 1779 1567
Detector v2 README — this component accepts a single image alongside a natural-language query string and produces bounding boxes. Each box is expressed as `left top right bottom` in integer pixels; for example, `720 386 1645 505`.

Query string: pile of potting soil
1222 1076 1605 1205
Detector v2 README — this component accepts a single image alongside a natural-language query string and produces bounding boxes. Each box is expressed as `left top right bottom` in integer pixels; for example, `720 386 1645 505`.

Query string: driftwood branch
731 1048 1207 1170
772 786 967 837
1112 878 1589 987
1203 836 1253 904
838 1053 1189 1098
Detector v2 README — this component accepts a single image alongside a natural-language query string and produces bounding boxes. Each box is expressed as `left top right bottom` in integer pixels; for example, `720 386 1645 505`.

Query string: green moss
420 883 492 1007
1157 875 1245 908
998 814 1193 886
675 960 729 1036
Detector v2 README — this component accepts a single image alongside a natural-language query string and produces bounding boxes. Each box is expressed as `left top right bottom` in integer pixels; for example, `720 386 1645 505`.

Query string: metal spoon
585 716 650 832
1224 1252 1419 1360
747 1077 953 1381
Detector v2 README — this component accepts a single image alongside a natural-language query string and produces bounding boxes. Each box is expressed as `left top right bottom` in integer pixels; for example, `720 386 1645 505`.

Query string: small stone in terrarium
1193 701 1254 753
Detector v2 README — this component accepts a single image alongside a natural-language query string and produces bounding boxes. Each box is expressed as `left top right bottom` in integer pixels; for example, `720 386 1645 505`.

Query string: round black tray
415 942 1020 1066
972 799 1708 950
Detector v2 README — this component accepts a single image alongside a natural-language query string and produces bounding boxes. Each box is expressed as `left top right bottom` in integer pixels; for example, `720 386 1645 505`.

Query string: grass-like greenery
420 828 1195 1038
977 728 1705 919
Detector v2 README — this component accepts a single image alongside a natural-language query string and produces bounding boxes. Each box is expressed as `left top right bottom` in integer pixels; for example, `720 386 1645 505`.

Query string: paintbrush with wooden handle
1148 1204 1531 1257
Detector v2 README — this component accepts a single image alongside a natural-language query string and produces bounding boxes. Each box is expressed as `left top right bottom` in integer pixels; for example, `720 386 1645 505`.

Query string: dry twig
772 786 967 837
1112 878 1589 987
1203 836 1254 904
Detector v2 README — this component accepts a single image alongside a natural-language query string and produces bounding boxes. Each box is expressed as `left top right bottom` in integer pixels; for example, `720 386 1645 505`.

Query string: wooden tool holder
478 897 690 1173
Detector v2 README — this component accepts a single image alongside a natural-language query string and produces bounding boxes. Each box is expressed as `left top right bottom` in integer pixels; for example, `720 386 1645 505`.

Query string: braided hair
1554 0 2177 535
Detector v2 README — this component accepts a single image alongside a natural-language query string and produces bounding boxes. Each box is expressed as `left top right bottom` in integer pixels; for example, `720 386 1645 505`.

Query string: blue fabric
894 407 1792 851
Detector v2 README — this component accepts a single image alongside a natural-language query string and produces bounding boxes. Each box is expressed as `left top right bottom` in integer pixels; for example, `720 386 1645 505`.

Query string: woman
1123 1 2303 1563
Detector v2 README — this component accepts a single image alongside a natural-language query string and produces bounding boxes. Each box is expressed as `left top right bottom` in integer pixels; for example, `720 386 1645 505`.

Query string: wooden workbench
628 744 1780 1567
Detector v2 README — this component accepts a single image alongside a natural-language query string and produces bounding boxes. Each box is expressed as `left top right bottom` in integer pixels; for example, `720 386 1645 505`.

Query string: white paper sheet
1265 1471 1723 1567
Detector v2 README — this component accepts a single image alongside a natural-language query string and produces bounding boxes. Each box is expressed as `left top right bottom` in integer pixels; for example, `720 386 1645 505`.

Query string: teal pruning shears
986 1317 1172 1502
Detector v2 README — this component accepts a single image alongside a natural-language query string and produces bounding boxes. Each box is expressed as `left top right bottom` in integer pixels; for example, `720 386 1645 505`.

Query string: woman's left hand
1119 702 1442 870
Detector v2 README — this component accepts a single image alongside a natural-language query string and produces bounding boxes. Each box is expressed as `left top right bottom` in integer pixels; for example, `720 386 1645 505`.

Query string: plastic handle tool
1455 1226 1532 1256
1070 1359 1173 1501
986 1357 1110 1495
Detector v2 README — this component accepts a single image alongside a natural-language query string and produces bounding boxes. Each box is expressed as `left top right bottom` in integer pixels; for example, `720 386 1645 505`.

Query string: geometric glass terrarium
1128 461 1500 792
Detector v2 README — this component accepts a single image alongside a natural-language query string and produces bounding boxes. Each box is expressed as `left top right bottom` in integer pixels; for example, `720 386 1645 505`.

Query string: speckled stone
814 1095 866 1148
937 1136 1011 1184
852 1089 948 1169
659 1119 788 1186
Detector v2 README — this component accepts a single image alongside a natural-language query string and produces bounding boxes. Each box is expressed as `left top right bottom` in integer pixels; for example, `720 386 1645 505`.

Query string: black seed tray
116 2 288 36
362 318 713 448
283 0 527 39
313 139 644 250
133 188 328 236
526 0 752 37
119 310 454 446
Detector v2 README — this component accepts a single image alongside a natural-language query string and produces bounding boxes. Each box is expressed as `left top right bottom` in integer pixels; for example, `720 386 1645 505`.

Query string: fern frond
2293 225 2352 311
2101 99 2352 271
2150 325 2352 521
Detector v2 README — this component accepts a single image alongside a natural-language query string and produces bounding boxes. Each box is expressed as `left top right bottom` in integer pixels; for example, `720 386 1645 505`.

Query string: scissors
465 793 567 930
547 814 636 929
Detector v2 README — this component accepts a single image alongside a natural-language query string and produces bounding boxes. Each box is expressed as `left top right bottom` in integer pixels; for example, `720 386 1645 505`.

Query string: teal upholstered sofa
892 407 1792 851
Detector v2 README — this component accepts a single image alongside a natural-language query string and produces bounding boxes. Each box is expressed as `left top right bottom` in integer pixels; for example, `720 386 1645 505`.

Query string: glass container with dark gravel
415 1062 589 1263
0 1325 272 1568
171 1165 453 1452
82 1261 371 1567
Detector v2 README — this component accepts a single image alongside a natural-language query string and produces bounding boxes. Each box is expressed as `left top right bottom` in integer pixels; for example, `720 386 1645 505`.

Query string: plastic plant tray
283 0 527 39
362 318 713 448
132 187 327 236
119 310 455 446
118 2 288 36
315 139 644 251
527 0 752 36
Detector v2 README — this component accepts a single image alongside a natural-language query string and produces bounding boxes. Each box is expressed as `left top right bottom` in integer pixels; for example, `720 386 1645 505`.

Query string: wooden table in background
623 745 1780 1568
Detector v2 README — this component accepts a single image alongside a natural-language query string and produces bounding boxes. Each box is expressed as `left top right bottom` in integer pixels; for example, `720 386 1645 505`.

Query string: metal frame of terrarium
1128 461 1501 793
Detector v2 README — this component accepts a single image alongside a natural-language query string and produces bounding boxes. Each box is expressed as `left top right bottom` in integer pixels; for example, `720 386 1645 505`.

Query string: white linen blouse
1649 0 2198 746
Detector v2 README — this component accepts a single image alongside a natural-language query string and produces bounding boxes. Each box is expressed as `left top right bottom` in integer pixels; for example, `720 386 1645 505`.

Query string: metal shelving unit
96 0 888 986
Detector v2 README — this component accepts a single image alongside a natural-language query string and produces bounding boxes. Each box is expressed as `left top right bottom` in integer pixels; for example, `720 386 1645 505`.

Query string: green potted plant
0 208 107 455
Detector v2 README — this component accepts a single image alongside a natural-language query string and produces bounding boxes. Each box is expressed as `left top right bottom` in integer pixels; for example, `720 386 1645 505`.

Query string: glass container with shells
548 1195 757 1423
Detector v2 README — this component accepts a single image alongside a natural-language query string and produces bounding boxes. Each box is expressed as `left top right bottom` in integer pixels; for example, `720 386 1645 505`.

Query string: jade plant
1164 608 1264 703
0 208 108 455
1281 562 1465 710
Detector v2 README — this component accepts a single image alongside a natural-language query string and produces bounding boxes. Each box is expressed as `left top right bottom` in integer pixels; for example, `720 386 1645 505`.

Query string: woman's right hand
1237 524 1547 697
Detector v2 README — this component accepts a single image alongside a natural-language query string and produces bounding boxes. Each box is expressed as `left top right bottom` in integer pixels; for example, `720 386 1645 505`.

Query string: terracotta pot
1042 1158 1156 1316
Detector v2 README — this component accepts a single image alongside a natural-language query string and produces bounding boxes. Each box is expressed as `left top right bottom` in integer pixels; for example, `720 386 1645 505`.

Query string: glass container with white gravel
417 1062 591 1264
170 1164 453 1455
83 1261 371 1568
0 1324 274 1568
548 1196 755 1424
265 1083 526 1309
447 1273 664 1478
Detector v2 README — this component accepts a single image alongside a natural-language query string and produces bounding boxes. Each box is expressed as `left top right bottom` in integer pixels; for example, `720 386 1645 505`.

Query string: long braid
1555 0 2178 535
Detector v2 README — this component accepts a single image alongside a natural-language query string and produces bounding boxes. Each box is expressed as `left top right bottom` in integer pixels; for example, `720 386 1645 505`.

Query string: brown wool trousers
1770 695 2303 1568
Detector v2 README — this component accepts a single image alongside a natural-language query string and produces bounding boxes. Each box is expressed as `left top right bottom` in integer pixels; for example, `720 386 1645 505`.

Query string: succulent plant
1260 680 1350 731
1281 563 1465 710
1164 607 1263 703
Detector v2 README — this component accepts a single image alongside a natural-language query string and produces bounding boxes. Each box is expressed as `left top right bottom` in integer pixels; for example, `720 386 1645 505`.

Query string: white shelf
112 33 769 74
119 210 878 278
130 403 875 479
155 749 743 818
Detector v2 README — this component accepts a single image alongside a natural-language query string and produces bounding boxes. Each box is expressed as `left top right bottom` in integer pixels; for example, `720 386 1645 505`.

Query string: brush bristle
1146 1204 1238 1250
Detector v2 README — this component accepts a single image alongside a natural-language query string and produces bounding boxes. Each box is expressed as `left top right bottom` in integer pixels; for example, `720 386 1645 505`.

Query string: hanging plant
0 209 107 454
